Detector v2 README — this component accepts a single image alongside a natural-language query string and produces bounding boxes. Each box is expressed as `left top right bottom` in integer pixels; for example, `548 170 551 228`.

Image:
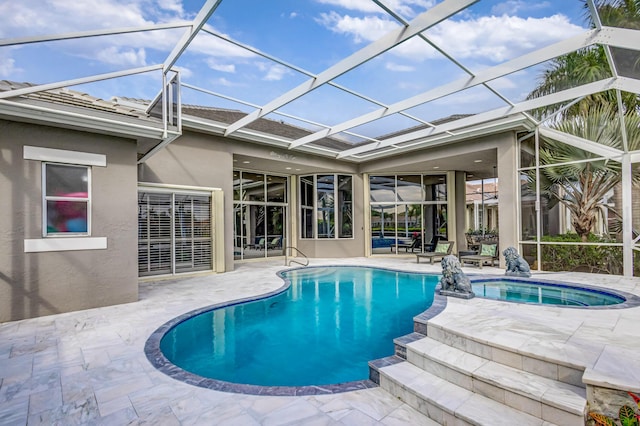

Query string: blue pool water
160 267 438 387
472 279 625 306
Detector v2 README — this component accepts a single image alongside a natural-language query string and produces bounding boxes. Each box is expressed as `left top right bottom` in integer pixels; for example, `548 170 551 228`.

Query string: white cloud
386 62 415 72
205 59 236 73
157 0 185 17
262 64 291 81
172 65 192 78
290 12 298 18
491 1 552 16
190 29 258 59
317 12 583 64
0 56 20 78
0 0 261 89
487 76 517 90
316 12 398 42
94 46 147 67
315 0 435 19
427 14 583 63
213 77 242 87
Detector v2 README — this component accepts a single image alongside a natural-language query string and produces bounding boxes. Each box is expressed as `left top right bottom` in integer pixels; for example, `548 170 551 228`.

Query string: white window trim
24 237 107 253
23 146 107 252
24 146 106 167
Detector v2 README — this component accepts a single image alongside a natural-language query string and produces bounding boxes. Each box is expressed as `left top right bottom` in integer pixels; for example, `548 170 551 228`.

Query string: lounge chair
416 241 454 264
392 237 422 253
460 242 499 268
267 236 282 250
423 235 443 252
245 237 265 250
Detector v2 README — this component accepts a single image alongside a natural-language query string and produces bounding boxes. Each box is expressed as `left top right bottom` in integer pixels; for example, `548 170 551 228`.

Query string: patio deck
1 257 639 424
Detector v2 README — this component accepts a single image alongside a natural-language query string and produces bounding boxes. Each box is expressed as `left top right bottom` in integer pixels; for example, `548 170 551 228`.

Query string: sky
0 0 589 141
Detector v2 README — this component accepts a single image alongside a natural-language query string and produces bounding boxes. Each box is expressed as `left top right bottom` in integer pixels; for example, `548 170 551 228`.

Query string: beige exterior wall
0 120 139 322
139 130 366 268
296 174 366 258
138 131 234 271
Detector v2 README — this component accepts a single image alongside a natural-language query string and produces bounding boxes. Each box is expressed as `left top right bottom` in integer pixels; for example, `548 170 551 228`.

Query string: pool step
378 361 557 426
405 337 586 425
371 317 588 425
425 321 585 389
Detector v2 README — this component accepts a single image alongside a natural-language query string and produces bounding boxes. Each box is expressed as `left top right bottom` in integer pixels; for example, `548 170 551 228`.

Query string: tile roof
0 81 151 119
181 104 365 151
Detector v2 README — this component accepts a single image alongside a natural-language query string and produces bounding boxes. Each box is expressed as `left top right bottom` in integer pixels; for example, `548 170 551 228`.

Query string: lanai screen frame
1 0 639 275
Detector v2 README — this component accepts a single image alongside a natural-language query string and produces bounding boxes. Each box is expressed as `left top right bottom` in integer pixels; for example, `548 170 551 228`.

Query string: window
43 163 90 236
300 174 353 239
233 170 288 259
23 146 106 252
369 174 447 254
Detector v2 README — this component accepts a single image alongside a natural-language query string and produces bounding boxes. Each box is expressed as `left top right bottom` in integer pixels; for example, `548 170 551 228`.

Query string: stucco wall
139 130 368 266
296 174 366 258
138 131 235 271
0 120 139 322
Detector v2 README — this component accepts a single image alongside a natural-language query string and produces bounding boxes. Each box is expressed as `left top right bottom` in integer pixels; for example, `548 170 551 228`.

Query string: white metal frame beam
337 77 617 158
595 26 640 51
288 29 599 150
162 0 222 72
0 22 191 47
539 127 623 159
199 28 431 128
0 65 163 100
223 0 479 137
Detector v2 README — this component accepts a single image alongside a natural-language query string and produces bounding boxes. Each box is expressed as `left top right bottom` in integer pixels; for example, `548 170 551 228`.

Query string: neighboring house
0 81 527 321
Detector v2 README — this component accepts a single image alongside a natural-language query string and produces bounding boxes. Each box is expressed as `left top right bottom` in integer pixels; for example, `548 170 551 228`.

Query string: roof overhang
0 97 168 142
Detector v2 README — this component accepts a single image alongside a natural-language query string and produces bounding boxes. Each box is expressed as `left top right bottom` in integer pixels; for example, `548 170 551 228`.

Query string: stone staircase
369 322 588 425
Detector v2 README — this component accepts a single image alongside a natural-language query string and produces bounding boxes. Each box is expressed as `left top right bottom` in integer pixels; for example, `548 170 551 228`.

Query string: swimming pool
146 266 636 395
158 266 438 388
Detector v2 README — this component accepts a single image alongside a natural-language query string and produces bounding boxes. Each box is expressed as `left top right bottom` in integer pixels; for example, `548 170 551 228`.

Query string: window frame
42 162 92 237
299 173 354 240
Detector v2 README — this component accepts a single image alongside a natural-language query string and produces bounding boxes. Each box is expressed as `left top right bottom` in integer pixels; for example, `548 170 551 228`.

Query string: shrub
537 233 623 275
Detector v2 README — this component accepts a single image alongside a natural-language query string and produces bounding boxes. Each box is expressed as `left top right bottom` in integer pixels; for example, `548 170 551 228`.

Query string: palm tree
536 104 640 242
527 0 640 246
527 0 640 119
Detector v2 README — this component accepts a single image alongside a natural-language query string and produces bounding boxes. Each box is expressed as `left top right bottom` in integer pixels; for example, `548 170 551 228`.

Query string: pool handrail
284 246 309 267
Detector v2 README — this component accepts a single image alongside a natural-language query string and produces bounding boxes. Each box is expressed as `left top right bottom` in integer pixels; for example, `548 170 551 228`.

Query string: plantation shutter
138 190 213 276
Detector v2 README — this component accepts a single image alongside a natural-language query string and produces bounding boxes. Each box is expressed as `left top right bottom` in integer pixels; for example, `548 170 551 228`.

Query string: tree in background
528 0 640 244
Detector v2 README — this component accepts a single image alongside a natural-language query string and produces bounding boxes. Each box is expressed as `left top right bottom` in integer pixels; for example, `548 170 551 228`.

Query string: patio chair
416 241 454 264
423 235 443 252
459 242 499 268
392 236 422 253
267 236 282 250
245 237 265 250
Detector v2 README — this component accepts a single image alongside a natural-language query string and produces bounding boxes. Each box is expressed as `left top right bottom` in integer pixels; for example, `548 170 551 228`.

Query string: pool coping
144 265 639 396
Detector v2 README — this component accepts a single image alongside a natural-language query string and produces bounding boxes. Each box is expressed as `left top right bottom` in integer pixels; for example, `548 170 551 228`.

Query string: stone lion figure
503 246 531 277
439 255 474 297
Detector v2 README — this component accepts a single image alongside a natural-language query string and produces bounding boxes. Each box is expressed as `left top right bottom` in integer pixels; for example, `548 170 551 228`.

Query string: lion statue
439 255 474 298
503 246 531 277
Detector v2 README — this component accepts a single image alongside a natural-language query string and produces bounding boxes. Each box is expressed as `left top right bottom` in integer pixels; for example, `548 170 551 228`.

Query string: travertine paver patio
0 258 441 425
1 257 639 425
